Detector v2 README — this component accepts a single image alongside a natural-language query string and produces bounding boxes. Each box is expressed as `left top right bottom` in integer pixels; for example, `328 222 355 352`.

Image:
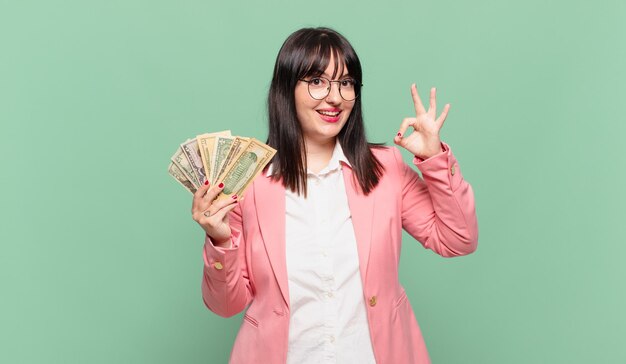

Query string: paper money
197 130 231 186
168 162 197 194
215 138 276 201
210 136 235 185
169 133 275 199
216 137 251 182
181 139 207 185
171 147 199 188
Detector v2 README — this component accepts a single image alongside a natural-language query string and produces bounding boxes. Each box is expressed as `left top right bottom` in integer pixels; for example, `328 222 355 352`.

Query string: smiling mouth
316 110 341 118
317 110 341 117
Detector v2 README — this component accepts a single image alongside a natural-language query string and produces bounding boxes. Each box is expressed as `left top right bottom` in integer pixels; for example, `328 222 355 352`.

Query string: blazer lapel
252 166 375 307
341 165 375 285
253 175 290 307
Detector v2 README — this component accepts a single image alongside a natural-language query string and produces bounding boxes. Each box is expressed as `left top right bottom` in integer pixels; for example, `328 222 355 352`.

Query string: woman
191 27 478 364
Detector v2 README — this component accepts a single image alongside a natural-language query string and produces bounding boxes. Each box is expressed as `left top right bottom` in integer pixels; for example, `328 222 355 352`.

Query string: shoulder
370 145 404 166
369 145 408 181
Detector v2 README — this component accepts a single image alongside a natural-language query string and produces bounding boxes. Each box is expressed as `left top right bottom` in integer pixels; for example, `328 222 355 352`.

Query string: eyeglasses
298 76 361 101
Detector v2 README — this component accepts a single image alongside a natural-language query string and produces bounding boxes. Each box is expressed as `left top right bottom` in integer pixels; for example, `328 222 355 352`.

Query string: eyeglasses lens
308 78 357 101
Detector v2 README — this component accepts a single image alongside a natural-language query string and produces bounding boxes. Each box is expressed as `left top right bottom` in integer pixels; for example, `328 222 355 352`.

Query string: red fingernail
231 195 238 200
204 180 209 186
397 133 402 137
218 183 224 188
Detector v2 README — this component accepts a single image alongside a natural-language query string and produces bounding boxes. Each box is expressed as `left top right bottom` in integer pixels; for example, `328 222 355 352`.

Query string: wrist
416 144 443 160
207 233 231 248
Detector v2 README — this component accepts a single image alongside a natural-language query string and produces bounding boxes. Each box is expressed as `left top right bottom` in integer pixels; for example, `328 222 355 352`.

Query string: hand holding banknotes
191 181 238 247
168 130 276 245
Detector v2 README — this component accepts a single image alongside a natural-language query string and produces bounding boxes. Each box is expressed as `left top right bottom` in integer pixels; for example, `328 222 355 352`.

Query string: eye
310 77 323 86
341 79 356 88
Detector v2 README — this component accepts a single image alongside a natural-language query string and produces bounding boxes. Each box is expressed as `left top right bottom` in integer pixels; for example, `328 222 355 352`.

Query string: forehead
321 56 348 77
301 46 349 79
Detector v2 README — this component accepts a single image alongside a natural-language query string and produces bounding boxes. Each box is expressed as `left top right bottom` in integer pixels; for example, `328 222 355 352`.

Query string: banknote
215 138 276 201
171 146 199 188
169 133 275 198
181 138 207 185
197 130 231 186
210 136 235 184
216 137 251 182
168 162 197 194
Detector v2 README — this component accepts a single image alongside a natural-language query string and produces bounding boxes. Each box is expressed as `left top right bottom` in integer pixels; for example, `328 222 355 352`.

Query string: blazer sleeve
394 142 479 257
201 201 254 317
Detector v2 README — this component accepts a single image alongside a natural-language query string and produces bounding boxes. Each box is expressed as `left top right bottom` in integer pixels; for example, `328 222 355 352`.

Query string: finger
203 181 226 203
200 191 236 220
411 83 426 116
192 180 212 213
210 194 239 212
211 201 239 222
193 179 211 202
429 87 436 114
436 103 451 127
202 198 238 222
395 117 417 142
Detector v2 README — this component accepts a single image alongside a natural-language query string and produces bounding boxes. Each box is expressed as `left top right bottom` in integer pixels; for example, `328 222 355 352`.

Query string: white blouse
281 142 377 364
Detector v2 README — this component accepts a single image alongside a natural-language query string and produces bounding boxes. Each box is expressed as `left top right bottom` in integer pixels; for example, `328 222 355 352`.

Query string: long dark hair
266 27 384 196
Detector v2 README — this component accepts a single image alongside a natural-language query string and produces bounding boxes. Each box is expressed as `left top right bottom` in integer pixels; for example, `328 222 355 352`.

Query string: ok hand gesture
394 84 450 159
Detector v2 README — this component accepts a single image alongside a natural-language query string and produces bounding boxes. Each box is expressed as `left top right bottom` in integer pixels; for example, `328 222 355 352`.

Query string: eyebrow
320 72 352 79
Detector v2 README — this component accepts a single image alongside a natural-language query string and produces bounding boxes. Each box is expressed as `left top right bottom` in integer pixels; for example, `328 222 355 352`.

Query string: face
294 56 355 147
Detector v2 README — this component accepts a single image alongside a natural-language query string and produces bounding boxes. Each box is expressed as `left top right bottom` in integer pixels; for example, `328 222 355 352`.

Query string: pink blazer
201 143 478 364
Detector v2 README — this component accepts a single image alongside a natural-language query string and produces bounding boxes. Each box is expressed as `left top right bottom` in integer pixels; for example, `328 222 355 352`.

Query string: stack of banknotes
168 130 276 200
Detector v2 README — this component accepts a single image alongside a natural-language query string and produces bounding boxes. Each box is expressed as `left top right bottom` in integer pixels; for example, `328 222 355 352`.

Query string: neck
304 137 336 174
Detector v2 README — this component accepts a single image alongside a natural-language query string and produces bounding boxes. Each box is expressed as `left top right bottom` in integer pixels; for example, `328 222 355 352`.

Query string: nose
325 81 342 104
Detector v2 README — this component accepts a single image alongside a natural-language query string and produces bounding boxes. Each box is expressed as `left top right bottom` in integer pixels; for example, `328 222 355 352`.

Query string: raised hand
191 181 239 247
393 84 450 159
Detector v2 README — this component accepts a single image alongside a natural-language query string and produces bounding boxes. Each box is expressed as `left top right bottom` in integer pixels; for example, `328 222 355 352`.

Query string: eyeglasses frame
298 76 363 101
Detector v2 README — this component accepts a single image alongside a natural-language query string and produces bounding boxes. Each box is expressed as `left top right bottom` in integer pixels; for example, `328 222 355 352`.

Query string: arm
392 84 478 256
201 200 254 317
394 144 478 257
192 182 254 318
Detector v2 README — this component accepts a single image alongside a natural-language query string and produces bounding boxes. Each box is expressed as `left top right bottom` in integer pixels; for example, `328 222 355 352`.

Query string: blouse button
369 296 377 307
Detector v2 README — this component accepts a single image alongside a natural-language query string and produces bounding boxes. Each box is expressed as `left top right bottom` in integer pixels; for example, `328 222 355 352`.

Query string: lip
316 108 342 123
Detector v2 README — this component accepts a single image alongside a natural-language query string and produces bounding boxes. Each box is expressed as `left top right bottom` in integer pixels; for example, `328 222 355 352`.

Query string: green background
1 0 625 363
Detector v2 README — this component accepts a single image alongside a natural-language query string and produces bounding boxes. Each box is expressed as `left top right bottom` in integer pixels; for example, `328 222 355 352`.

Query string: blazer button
213 261 223 270
451 164 456 175
369 296 377 307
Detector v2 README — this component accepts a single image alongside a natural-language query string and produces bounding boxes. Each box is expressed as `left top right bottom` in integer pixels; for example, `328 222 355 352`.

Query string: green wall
1 1 625 363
